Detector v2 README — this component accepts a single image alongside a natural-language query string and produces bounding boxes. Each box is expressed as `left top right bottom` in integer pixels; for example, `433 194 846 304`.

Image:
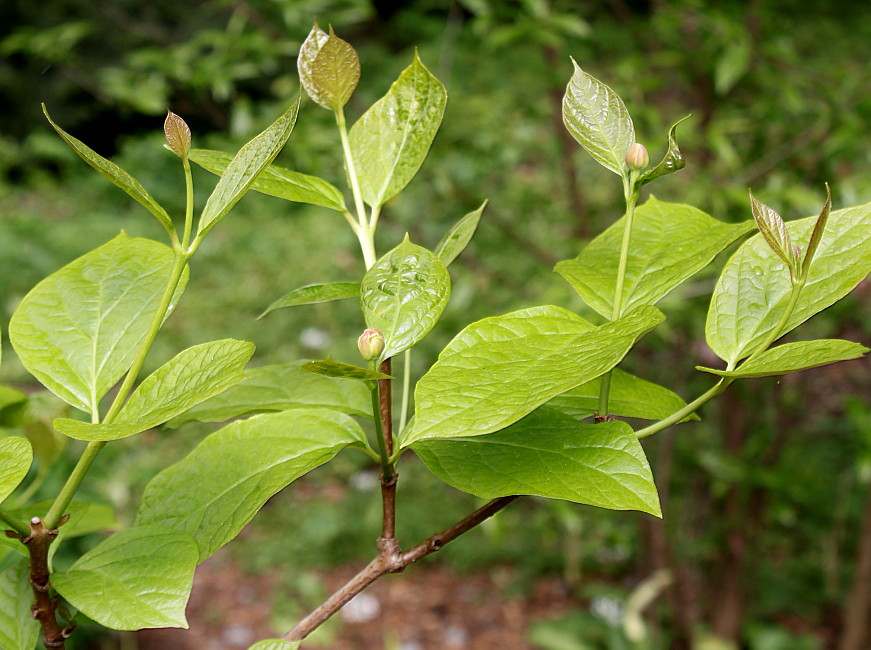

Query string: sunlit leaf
698 339 867 378
435 201 487 266
260 282 359 318
0 560 40 650
0 437 31 505
299 359 391 382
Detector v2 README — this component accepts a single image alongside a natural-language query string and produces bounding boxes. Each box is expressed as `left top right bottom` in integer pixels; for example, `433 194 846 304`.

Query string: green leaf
136 409 368 561
546 369 697 422
299 359 391 382
361 237 451 359
698 339 868 379
435 201 487 266
53 339 255 441
166 362 372 427
260 282 359 318
749 191 799 275
297 23 330 107
404 305 664 447
9 233 188 416
248 641 300 650
52 525 198 631
413 407 660 516
42 105 174 237
638 115 690 187
349 53 447 207
556 197 755 319
0 386 28 426
0 437 31 505
562 60 635 177
188 149 347 212
309 27 360 110
198 100 300 238
0 560 40 650
802 184 832 277
706 201 871 365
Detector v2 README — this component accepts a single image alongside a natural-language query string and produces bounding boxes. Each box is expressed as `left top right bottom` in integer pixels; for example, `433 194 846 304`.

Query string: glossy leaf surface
0 560 40 650
404 305 663 446
638 116 690 186
198 100 300 238
698 339 867 378
349 53 447 207
167 362 371 427
300 359 391 382
435 201 487 266
53 339 254 440
706 202 871 365
556 197 754 319
750 192 798 273
413 408 660 516
136 409 367 561
9 233 188 416
260 282 359 318
189 149 347 213
0 437 31 505
562 61 634 176
310 29 360 110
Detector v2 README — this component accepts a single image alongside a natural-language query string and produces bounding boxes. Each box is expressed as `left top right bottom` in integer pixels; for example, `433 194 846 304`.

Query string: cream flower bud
625 143 649 171
357 328 385 361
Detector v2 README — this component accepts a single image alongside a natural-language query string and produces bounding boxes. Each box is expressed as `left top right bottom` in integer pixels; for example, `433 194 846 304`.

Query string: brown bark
840 486 871 650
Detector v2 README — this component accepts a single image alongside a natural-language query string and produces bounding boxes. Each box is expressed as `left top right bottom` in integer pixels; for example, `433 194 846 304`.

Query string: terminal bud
625 143 649 171
357 328 385 361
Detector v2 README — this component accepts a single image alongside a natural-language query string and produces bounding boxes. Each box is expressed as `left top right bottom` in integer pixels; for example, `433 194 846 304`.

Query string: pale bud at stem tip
625 143 649 171
358 329 385 361
31 517 40 525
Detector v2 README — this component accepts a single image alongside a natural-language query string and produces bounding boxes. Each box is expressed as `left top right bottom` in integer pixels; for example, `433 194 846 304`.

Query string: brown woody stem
378 358 396 540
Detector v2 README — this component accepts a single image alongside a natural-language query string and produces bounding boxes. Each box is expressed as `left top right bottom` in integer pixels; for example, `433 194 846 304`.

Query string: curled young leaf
801 183 832 280
749 191 799 277
638 115 690 187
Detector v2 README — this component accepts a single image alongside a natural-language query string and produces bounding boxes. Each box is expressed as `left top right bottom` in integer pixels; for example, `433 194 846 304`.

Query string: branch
379 358 396 540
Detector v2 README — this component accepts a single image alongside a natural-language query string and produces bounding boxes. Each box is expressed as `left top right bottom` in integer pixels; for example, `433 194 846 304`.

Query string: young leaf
0 560 40 650
166 362 372 427
297 23 330 106
188 149 347 213
9 233 188 416
556 197 755 319
42 105 175 238
361 237 451 359
135 409 368 561
53 339 255 441
309 27 361 110
749 191 799 275
0 437 31 506
52 525 198 630
198 99 300 239
562 60 635 177
697 339 867 379
802 183 832 278
638 115 690 187
706 201 871 365
299 359 392 382
546 368 698 422
403 305 664 447
260 282 359 318
349 52 447 207
164 111 191 162
413 407 661 516
435 201 487 266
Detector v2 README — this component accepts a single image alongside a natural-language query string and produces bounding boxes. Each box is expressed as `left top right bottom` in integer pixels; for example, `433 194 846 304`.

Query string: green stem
370 386 394 482
43 441 105 529
181 158 194 251
399 349 412 433
635 379 730 440
0 506 29 537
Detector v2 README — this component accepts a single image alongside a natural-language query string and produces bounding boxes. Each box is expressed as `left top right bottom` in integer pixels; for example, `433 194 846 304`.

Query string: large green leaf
0 560 40 650
43 106 174 237
299 359 392 382
546 368 697 422
9 233 188 417
403 305 664 447
166 362 372 427
562 61 635 177
260 282 359 318
136 409 368 561
435 201 487 266
0 437 31 505
198 100 300 238
706 202 871 365
361 237 451 359
53 339 254 441
413 407 660 516
556 197 755 319
349 53 447 207
52 525 198 631
698 339 868 379
189 149 347 213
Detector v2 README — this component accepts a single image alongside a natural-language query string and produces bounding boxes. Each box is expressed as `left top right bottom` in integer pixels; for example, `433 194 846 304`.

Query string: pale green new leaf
404 305 664 446
136 409 368 561
198 100 300 238
698 339 868 379
749 191 799 274
9 233 188 416
188 149 347 212
53 339 255 441
706 201 871 365
0 560 40 650
349 53 447 207
638 115 690 187
248 641 300 650
0 437 31 505
413 407 660 516
43 106 174 237
297 23 330 107
166 362 372 427
361 237 451 359
546 368 697 422
556 197 755 318
435 201 487 266
52 526 198 631
562 60 635 176
299 359 391 382
310 28 360 110
260 282 359 318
